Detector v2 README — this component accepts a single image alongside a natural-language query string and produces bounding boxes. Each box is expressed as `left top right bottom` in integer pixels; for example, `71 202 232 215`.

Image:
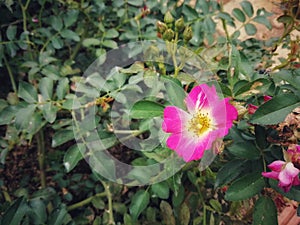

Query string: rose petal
268 160 285 172
262 171 280 180
211 98 238 137
166 130 214 162
278 162 299 185
278 182 292 193
263 95 272 102
162 106 190 133
185 84 217 113
248 104 258 115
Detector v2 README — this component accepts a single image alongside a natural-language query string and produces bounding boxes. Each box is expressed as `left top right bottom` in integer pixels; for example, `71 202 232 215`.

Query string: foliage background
0 0 300 224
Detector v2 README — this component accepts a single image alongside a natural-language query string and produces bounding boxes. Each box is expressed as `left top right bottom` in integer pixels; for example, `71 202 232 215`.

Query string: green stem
36 130 46 189
101 181 115 225
3 54 17 93
18 0 34 60
67 191 106 211
219 0 231 46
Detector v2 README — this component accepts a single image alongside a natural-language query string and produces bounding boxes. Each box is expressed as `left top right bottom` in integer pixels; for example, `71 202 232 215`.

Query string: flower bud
156 21 167 34
183 26 193 42
164 11 174 24
175 17 185 32
162 29 174 41
7 92 19 105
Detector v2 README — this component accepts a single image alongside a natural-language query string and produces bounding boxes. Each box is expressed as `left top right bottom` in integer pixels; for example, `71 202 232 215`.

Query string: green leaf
105 29 119 38
253 15 272 30
255 125 268 149
151 181 169 199
18 81 38 103
50 16 63 31
56 78 69 100
63 144 84 172
2 197 28 225
0 105 18 125
240 1 254 17
253 197 278 225
160 201 176 225
51 37 63 49
6 25 17 41
215 159 245 188
127 0 143 6
179 202 190 225
277 15 293 25
120 62 144 74
102 40 118 49
51 129 74 147
203 17 216 33
129 190 150 221
39 77 53 100
164 78 186 109
47 205 71 225
250 93 300 125
273 69 300 91
131 100 164 119
15 104 36 130
60 29 80 41
41 102 57 123
225 173 265 201
82 38 101 47
209 199 222 212
229 45 241 85
227 141 260 159
63 9 79 27
245 23 257 35
29 198 47 224
232 8 246 22
27 112 46 137
234 78 270 99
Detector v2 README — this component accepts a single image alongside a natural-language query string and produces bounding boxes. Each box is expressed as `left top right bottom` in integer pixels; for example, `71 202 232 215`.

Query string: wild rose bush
0 0 300 224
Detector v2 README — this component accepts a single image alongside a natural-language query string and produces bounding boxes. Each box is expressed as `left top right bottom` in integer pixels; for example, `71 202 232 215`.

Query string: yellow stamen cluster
188 112 211 137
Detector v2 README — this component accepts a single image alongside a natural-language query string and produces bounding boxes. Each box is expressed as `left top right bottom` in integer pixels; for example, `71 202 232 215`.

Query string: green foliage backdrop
0 0 300 224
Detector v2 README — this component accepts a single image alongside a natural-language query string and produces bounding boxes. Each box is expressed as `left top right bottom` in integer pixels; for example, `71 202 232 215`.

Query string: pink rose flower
248 104 258 115
262 160 300 192
162 84 238 162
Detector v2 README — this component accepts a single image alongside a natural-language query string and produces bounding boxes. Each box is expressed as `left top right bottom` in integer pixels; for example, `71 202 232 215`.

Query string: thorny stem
36 129 54 212
36 130 46 189
18 0 33 59
219 0 231 51
67 191 106 211
3 54 17 93
100 181 115 225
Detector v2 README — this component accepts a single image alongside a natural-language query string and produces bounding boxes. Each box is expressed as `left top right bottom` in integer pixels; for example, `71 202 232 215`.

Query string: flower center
188 111 211 136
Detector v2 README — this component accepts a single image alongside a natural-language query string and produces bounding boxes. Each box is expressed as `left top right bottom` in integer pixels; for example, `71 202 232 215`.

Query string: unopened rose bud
7 92 19 105
175 17 185 32
156 21 168 34
183 26 193 42
164 11 174 24
163 29 174 41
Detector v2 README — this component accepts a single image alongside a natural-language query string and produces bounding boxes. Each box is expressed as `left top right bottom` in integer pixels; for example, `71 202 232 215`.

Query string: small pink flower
32 17 39 23
262 160 300 192
248 104 258 115
162 84 238 162
263 95 272 102
287 145 300 167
